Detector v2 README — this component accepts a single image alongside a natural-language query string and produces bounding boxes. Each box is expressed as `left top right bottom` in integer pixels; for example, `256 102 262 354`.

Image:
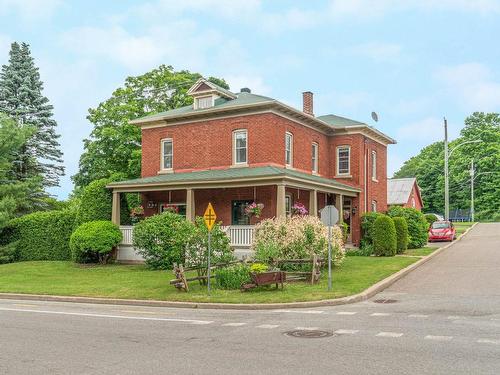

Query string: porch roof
107 166 361 196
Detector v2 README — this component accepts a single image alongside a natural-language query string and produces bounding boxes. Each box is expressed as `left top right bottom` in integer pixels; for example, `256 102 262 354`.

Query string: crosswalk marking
335 329 359 335
477 338 500 345
447 315 462 320
425 335 453 341
336 311 357 315
376 332 403 338
408 314 428 318
294 326 319 331
257 324 279 329
273 309 324 314
222 322 247 327
370 312 391 316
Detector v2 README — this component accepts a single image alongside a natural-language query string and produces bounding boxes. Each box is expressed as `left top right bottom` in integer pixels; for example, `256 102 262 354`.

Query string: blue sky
1 0 499 199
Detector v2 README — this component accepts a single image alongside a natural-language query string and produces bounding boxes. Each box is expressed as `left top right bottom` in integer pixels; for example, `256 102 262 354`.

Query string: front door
343 197 352 243
232 200 252 225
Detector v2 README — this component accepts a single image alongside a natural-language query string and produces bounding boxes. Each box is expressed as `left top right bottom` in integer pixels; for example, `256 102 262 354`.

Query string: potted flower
130 205 144 224
291 202 308 216
162 204 179 214
244 202 264 218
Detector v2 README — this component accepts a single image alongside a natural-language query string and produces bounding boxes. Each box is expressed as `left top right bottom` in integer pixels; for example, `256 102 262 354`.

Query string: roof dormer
187 78 236 110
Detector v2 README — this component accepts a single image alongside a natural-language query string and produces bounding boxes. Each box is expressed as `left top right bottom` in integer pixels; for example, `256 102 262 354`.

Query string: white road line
13 304 39 308
0 307 213 325
408 314 428 318
370 313 391 317
336 311 357 315
425 335 453 342
447 316 462 320
120 310 162 315
273 310 324 314
257 324 279 329
222 323 247 327
295 327 319 331
477 339 500 345
376 332 403 338
335 329 359 335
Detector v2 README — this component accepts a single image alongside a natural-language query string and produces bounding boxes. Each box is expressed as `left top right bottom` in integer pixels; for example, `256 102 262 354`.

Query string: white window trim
160 138 173 172
312 142 319 174
285 132 293 167
285 194 292 217
232 129 248 166
371 150 378 182
336 145 351 176
194 95 214 110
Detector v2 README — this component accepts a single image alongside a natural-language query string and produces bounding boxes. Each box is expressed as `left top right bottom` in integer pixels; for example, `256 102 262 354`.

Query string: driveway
0 223 499 375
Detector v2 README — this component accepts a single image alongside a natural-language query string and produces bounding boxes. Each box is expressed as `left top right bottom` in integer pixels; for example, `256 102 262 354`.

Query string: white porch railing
119 225 134 245
220 225 255 248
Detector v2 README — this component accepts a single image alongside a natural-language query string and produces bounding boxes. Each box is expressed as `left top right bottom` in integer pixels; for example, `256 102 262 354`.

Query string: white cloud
436 63 500 111
348 42 402 63
0 0 62 21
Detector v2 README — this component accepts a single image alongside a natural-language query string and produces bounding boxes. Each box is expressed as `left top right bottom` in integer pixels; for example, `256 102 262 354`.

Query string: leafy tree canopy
394 112 500 220
72 65 228 188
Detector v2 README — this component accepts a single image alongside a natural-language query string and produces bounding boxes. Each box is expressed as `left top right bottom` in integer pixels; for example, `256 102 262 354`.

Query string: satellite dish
371 111 379 122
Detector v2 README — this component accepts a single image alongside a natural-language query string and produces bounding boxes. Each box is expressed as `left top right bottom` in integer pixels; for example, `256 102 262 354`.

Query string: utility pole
470 159 475 222
444 118 449 220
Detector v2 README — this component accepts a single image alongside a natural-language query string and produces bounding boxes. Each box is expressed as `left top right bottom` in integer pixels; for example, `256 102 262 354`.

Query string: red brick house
387 178 423 211
108 78 396 249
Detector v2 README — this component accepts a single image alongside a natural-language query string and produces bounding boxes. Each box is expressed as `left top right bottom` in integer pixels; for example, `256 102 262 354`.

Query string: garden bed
0 257 417 304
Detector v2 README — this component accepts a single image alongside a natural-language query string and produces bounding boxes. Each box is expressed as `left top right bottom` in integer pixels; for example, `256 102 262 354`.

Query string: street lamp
443 118 481 220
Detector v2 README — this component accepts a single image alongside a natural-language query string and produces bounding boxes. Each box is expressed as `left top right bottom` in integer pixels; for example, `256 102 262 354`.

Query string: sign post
320 205 339 291
203 203 217 295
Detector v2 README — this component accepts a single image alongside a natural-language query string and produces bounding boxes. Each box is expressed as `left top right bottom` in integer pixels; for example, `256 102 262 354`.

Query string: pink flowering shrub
244 202 264 218
291 202 308 216
252 215 345 266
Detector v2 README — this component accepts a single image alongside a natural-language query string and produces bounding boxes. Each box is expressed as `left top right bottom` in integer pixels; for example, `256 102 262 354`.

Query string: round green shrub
70 221 122 264
215 263 251 289
393 217 409 254
4 210 77 261
360 212 384 245
425 214 438 226
372 215 397 256
387 206 428 249
132 211 195 270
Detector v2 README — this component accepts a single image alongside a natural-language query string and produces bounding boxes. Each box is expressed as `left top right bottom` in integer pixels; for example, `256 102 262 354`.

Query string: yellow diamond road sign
203 203 217 231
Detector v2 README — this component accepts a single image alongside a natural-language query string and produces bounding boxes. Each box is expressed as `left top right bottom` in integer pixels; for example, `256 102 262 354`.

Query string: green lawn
454 222 475 236
403 246 436 257
0 257 418 304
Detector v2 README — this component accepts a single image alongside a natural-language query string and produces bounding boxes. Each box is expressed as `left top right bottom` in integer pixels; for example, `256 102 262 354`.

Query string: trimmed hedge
372 215 397 256
425 214 438 226
4 210 77 261
76 176 130 225
361 212 385 245
393 217 409 254
0 241 19 264
387 206 428 249
70 221 122 264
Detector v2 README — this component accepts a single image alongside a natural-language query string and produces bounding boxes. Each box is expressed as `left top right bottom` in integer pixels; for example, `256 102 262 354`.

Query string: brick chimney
302 91 313 116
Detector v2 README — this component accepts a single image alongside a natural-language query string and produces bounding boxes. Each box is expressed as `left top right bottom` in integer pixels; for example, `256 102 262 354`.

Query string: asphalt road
1 223 499 375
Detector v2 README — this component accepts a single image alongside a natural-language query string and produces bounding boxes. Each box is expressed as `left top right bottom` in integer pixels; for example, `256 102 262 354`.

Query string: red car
428 221 456 242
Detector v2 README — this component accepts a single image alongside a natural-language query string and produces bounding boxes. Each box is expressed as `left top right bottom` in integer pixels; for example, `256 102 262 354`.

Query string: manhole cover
284 330 334 339
373 299 398 304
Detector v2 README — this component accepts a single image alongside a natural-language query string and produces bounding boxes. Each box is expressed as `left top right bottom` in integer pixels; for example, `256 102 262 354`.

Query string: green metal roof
316 114 366 128
131 92 275 123
107 165 360 192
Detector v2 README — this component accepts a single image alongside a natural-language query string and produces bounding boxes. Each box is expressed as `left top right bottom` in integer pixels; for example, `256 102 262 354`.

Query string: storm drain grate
284 330 334 339
373 299 398 304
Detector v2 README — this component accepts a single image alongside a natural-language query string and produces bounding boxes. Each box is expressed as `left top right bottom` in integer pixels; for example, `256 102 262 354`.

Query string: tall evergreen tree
0 42 64 188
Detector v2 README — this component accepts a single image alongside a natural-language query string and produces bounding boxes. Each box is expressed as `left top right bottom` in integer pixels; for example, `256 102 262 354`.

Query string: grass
0 257 418 304
453 221 475 236
402 246 436 257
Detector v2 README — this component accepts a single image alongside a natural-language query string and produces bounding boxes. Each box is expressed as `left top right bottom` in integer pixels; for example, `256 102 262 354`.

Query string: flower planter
241 271 286 291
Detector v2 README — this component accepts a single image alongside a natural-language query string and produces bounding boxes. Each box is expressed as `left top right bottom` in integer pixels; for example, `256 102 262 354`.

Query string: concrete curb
0 223 478 310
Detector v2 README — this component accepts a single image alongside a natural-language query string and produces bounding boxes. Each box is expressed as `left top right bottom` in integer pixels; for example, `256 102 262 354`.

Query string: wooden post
335 193 344 224
186 188 195 222
309 189 318 217
276 184 286 218
111 191 120 225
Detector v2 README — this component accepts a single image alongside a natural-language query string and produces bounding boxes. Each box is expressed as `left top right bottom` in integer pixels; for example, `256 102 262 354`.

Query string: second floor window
161 139 173 170
285 132 293 166
371 150 377 181
233 130 247 164
312 143 318 173
337 146 350 175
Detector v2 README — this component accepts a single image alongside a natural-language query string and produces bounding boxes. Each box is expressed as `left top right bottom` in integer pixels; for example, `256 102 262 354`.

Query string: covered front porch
107 166 361 261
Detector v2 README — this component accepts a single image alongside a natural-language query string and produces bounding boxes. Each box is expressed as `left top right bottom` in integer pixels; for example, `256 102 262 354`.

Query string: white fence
117 225 255 262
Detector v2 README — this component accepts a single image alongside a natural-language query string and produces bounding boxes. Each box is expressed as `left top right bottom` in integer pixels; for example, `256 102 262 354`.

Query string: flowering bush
130 205 144 224
252 215 345 266
244 202 264 218
291 202 308 216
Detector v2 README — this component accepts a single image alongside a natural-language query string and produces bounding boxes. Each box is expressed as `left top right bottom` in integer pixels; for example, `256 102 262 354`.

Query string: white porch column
309 189 318 217
276 184 286 218
186 188 195 222
111 191 121 225
335 193 344 224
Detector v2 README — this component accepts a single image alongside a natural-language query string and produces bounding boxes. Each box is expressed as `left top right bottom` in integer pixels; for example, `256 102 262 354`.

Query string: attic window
195 95 213 109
